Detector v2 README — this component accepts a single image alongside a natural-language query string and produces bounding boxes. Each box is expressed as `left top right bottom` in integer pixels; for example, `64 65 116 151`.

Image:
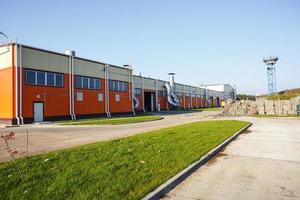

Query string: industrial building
0 42 235 125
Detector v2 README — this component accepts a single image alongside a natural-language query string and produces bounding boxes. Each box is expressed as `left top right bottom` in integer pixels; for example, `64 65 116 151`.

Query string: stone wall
223 97 300 116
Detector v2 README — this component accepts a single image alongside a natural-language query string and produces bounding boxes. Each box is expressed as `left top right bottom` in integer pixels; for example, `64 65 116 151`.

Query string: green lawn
58 115 162 125
0 120 248 200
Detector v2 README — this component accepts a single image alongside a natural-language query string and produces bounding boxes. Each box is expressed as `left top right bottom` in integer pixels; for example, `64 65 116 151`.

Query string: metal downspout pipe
130 68 136 115
68 55 73 120
190 86 192 109
155 79 158 111
196 89 198 109
105 64 111 117
19 44 24 124
141 76 145 112
104 65 108 117
71 56 76 119
183 92 186 109
15 44 20 125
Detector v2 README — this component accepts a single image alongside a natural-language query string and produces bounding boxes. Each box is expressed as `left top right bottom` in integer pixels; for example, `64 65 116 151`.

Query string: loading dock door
34 102 44 122
144 92 155 112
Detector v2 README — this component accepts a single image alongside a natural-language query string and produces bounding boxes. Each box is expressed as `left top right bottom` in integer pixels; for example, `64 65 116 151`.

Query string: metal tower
263 56 278 96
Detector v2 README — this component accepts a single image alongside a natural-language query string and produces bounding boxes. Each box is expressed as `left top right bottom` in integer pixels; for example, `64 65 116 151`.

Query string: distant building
200 84 236 100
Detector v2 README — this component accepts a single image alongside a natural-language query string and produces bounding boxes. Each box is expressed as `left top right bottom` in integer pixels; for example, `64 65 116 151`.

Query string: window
95 79 101 89
26 70 36 84
123 82 128 91
37 71 45 85
82 77 88 89
98 93 103 102
158 91 165 96
47 73 55 86
109 80 129 92
56 74 63 87
89 78 95 89
25 69 64 87
75 76 101 90
75 76 82 88
77 92 83 101
135 88 142 95
176 92 182 97
115 94 120 102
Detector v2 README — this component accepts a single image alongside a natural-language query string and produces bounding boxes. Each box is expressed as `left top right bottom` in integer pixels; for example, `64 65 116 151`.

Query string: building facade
0 43 234 125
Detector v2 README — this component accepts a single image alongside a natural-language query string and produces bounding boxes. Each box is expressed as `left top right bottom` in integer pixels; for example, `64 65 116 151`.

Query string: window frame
75 75 102 90
25 69 64 88
109 80 129 92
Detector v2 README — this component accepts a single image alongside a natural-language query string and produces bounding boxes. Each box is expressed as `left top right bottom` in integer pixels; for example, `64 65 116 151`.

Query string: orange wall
178 96 185 109
192 97 197 108
22 72 70 118
0 67 14 119
109 91 132 113
158 96 167 110
23 70 133 118
74 79 105 115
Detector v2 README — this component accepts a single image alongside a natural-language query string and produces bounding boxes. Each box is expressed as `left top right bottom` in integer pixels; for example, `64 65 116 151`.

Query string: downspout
200 89 202 108
15 44 20 125
183 92 186 109
155 79 158 111
196 89 198 109
141 75 145 112
71 55 76 119
190 86 192 109
105 64 111 117
131 68 136 115
68 55 73 120
104 65 108 116
19 44 24 124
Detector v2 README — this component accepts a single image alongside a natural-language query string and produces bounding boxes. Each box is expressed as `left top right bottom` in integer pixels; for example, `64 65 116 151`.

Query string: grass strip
58 115 162 125
0 120 248 200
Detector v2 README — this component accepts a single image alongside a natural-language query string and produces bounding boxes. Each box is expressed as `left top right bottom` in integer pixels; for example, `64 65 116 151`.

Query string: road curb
142 122 252 200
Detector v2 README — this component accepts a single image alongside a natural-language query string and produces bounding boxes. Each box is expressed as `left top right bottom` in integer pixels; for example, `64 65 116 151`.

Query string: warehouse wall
0 43 228 124
0 45 14 122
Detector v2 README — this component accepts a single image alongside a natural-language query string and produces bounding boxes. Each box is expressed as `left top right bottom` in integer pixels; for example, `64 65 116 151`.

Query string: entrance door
34 102 44 122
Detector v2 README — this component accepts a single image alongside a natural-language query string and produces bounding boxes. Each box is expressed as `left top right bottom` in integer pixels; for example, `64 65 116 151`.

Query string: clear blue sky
1 0 299 94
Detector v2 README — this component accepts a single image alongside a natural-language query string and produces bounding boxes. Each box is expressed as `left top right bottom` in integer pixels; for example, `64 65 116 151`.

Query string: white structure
200 84 236 100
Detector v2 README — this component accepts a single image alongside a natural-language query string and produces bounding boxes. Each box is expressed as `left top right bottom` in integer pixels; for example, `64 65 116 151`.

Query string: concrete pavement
0 111 220 163
163 117 300 200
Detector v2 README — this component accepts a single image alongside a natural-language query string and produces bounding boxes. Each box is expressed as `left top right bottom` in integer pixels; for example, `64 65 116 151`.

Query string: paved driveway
0 111 220 163
163 117 300 200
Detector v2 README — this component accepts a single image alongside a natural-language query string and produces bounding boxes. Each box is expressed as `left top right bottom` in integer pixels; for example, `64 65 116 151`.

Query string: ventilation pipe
15 44 20 125
164 73 180 108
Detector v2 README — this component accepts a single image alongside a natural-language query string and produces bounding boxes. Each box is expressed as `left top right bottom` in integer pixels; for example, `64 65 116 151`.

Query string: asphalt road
0 111 220 163
163 117 300 200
